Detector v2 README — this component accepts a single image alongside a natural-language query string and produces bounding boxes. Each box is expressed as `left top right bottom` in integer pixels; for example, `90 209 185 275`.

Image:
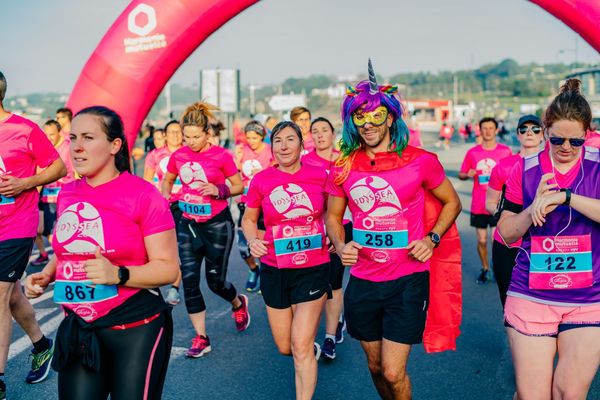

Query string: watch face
430 233 440 243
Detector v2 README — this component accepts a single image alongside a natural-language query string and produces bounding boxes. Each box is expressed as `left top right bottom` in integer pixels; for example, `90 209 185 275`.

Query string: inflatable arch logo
66 0 600 150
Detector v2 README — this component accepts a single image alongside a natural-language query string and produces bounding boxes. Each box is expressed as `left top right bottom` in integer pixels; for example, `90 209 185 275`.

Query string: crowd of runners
0 60 599 400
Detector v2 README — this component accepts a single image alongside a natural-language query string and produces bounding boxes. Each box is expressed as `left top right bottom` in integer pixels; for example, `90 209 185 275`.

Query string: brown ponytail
543 78 592 131
180 102 219 131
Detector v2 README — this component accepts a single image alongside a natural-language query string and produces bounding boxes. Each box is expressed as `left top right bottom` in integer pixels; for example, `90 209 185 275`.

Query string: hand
326 237 336 254
197 182 218 197
25 272 53 298
248 238 268 258
0 175 31 197
407 238 435 262
84 247 119 285
467 169 477 178
530 173 561 227
339 241 362 266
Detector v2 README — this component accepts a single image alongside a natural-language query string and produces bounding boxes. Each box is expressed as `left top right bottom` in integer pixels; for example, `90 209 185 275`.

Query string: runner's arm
326 195 348 253
569 194 600 223
226 173 244 197
427 177 462 240
25 257 57 298
241 206 268 257
143 167 156 183
161 172 176 199
485 187 502 215
0 158 66 197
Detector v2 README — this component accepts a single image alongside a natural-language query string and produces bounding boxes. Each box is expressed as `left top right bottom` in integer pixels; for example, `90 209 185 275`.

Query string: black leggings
492 240 519 309
178 209 237 314
58 312 171 400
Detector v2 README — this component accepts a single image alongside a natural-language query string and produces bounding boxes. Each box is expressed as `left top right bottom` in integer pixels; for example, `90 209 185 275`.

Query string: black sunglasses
517 126 542 135
548 137 585 147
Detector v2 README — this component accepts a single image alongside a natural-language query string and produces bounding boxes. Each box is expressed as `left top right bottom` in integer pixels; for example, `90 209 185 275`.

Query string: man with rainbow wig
326 60 463 399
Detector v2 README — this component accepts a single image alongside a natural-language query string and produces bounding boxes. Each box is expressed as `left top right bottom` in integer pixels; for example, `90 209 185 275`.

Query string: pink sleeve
504 160 524 205
221 151 239 177
459 151 471 174
421 153 446 190
245 174 262 208
488 165 503 191
139 186 175 236
28 125 59 168
166 152 178 174
144 150 156 170
325 168 346 198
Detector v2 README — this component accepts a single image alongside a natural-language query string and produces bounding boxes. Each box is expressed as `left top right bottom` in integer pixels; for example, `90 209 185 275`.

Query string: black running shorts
260 263 331 309
344 271 430 344
0 238 34 282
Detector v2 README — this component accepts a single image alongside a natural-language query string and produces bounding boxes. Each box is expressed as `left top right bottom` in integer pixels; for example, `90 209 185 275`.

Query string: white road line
170 346 188 359
8 312 63 361
28 289 54 306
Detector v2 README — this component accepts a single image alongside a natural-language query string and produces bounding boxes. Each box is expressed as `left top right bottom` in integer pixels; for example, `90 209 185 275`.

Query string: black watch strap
560 188 572 206
118 266 130 285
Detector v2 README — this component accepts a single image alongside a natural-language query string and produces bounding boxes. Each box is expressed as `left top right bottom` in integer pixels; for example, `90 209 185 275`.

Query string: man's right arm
326 195 347 255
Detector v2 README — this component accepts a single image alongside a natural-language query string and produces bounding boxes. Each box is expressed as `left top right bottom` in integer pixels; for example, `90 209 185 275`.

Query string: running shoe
245 268 260 293
335 317 346 344
314 342 321 361
486 269 496 283
322 338 336 360
475 269 488 284
30 254 49 266
186 335 211 358
232 294 250 332
25 338 54 384
165 287 181 305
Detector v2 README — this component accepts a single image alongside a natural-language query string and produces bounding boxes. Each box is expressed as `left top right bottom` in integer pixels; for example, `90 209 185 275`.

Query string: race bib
41 187 61 203
179 193 212 219
272 221 324 268
53 260 118 304
353 214 408 264
529 234 593 290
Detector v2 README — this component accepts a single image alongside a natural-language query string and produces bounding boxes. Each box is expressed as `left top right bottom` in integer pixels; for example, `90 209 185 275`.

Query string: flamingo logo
55 202 105 253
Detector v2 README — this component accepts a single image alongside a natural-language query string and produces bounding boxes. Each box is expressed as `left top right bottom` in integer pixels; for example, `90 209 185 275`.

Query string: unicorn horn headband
368 58 378 94
345 59 399 97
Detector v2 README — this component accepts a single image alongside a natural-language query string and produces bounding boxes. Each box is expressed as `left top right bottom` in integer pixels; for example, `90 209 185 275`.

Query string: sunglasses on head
517 125 542 135
548 137 585 147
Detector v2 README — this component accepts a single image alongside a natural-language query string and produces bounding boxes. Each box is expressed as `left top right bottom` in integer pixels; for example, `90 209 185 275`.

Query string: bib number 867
64 284 95 301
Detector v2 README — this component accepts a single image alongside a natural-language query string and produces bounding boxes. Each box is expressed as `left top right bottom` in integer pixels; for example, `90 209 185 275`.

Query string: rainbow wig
335 61 410 184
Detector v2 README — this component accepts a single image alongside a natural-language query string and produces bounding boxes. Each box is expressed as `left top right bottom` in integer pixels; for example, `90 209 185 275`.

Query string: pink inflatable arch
67 0 600 149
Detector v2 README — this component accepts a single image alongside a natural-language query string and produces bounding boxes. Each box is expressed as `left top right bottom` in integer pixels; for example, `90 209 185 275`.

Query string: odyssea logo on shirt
179 161 208 190
55 202 105 253
242 159 263 178
476 158 497 177
349 176 402 217
269 184 314 219
158 156 170 174
123 3 167 54
0 155 8 175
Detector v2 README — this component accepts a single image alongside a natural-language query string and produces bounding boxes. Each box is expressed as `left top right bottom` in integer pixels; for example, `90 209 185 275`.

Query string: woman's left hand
84 247 119 285
197 182 218 197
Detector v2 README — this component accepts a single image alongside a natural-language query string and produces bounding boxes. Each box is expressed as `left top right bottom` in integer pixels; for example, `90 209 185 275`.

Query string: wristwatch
118 266 130 285
427 232 441 248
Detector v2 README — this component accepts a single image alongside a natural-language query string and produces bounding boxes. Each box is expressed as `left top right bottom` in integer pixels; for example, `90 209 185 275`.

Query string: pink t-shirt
52 172 174 322
460 143 512 215
145 146 182 199
238 144 272 202
41 139 76 203
488 153 523 246
408 128 423 148
301 149 339 173
0 114 60 240
327 149 446 282
245 164 329 269
586 131 600 148
505 149 583 206
302 135 316 154
167 145 238 222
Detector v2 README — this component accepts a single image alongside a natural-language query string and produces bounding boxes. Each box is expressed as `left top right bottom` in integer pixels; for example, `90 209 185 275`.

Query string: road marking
8 312 63 361
29 289 54 306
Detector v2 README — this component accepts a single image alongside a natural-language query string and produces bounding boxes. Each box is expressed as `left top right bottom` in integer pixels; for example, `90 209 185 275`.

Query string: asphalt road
6 142 600 400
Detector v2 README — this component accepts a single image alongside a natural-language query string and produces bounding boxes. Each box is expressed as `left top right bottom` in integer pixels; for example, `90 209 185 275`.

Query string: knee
207 279 224 294
367 361 383 377
276 344 292 356
290 339 313 362
553 379 586 400
382 364 407 385
477 236 487 246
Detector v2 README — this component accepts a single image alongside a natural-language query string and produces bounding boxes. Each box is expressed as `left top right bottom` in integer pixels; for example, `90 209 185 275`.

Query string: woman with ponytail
25 106 179 399
498 79 600 399
162 102 250 359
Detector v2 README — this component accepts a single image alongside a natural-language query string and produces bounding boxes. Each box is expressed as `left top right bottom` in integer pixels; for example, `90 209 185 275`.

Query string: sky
1 0 599 95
